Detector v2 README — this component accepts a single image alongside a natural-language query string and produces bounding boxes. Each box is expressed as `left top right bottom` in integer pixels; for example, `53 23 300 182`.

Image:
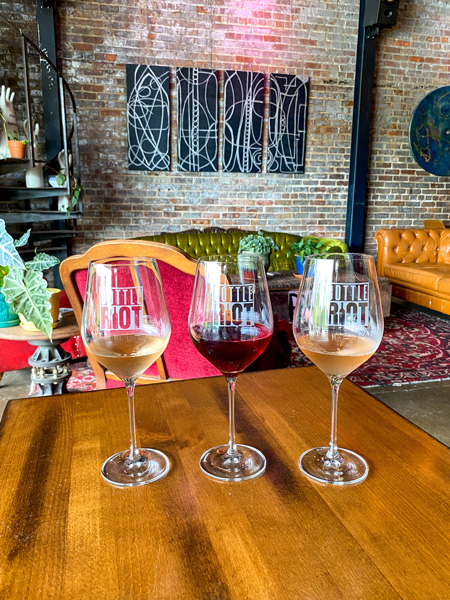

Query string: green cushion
137 230 348 272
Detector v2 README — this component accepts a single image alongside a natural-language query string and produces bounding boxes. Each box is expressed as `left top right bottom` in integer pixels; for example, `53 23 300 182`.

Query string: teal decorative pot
0 290 19 327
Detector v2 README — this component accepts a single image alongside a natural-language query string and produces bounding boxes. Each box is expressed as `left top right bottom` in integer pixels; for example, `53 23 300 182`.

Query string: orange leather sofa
375 228 450 315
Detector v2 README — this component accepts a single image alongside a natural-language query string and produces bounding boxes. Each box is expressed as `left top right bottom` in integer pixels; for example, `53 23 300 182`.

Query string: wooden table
0 312 79 395
267 270 300 321
1 367 450 599
267 269 300 291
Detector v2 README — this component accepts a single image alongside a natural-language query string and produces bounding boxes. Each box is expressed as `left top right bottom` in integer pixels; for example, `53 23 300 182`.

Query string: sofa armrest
374 228 442 276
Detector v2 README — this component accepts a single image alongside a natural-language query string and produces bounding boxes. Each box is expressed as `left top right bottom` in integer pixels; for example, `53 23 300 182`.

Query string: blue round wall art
409 86 450 176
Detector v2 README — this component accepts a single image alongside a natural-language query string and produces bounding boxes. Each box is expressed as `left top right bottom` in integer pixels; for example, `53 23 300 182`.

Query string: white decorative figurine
24 119 44 188
57 149 72 212
0 85 19 158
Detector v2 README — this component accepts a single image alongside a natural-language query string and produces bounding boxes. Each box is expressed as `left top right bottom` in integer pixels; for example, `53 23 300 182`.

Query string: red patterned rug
67 304 450 391
289 303 450 387
67 361 97 393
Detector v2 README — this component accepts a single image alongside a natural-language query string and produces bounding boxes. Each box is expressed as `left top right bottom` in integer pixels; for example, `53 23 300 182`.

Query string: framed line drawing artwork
126 64 170 171
177 67 219 172
267 73 309 173
223 70 265 173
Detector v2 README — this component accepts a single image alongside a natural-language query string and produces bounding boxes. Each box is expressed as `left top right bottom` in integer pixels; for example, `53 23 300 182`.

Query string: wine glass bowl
293 253 384 485
81 258 171 487
189 254 274 481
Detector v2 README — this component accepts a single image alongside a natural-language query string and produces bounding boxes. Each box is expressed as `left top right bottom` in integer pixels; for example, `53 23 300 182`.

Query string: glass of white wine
293 253 384 485
81 258 171 487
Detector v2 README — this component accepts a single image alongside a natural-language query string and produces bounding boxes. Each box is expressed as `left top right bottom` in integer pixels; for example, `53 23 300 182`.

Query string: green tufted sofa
138 228 348 272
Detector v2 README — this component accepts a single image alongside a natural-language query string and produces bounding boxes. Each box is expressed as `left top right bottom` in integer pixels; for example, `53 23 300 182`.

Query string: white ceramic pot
240 251 271 272
25 165 44 188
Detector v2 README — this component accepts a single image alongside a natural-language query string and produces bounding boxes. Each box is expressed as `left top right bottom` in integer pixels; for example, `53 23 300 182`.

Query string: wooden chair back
59 240 198 389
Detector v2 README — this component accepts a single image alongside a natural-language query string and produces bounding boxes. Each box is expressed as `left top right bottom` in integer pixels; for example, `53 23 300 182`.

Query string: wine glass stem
124 378 140 462
327 377 343 461
227 376 238 456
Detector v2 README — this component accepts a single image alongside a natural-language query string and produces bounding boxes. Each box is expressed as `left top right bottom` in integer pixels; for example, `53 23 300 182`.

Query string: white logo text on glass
329 283 368 326
217 284 255 327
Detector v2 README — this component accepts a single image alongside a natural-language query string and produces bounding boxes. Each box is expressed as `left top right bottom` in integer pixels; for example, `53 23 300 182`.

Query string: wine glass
293 253 384 485
189 254 274 482
81 258 171 487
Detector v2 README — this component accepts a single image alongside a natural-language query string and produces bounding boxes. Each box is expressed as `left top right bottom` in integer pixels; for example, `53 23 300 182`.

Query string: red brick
72 42 93 51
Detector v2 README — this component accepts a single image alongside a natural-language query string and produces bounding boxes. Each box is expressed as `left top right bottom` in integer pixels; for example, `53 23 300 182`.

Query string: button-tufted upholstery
138 228 348 272
375 228 450 315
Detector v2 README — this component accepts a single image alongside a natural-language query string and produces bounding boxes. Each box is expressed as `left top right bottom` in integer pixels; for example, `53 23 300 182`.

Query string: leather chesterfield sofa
138 228 348 272
375 227 450 315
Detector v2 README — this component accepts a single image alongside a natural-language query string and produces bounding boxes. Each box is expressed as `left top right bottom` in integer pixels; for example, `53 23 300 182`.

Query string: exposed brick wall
366 0 450 251
2 0 450 255
54 0 358 251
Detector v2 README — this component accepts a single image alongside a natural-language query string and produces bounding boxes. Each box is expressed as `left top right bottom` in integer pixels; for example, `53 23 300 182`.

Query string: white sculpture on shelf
56 149 72 213
0 85 19 158
24 119 44 188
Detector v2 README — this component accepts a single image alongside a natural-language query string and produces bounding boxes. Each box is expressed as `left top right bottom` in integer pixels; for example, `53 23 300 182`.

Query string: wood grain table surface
266 270 300 291
0 312 79 341
1 366 449 599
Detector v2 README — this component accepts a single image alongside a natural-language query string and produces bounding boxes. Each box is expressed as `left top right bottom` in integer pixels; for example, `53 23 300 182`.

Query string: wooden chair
59 239 220 389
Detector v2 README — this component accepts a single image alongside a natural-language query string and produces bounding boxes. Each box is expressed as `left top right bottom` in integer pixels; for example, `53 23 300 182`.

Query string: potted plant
55 169 82 215
0 219 60 337
7 133 28 159
0 111 28 159
238 232 279 272
289 238 345 275
288 238 326 276
47 150 82 215
0 265 19 327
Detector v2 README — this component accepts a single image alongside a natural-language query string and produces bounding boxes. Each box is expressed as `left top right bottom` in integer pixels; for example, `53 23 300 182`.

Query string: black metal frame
0 13 80 184
345 0 399 251
0 13 81 287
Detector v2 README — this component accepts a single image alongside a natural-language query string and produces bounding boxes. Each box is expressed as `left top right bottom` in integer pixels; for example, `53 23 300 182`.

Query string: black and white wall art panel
267 74 309 173
177 68 219 172
222 70 265 173
126 65 170 171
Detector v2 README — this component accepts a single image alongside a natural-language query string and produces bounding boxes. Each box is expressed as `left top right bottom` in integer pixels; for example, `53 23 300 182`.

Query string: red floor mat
289 303 450 387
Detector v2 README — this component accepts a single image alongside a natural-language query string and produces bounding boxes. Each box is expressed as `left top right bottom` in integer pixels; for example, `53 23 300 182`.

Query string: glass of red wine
189 254 274 482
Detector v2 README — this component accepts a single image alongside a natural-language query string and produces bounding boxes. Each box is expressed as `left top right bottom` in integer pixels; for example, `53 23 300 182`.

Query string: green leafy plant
288 237 345 261
0 219 60 337
7 132 28 144
288 238 326 261
238 233 279 254
0 112 6 139
55 170 82 214
0 116 29 145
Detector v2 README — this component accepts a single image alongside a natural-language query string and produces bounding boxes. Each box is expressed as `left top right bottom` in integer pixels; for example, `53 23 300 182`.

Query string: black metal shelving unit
0 14 81 287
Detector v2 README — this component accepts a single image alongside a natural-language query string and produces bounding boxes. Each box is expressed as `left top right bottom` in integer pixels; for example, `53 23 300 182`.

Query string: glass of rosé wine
293 253 384 485
189 255 274 482
81 258 171 487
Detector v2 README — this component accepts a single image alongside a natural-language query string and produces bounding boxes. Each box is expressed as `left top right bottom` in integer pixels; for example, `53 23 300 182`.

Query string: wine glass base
299 447 368 486
101 448 170 487
200 444 266 482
